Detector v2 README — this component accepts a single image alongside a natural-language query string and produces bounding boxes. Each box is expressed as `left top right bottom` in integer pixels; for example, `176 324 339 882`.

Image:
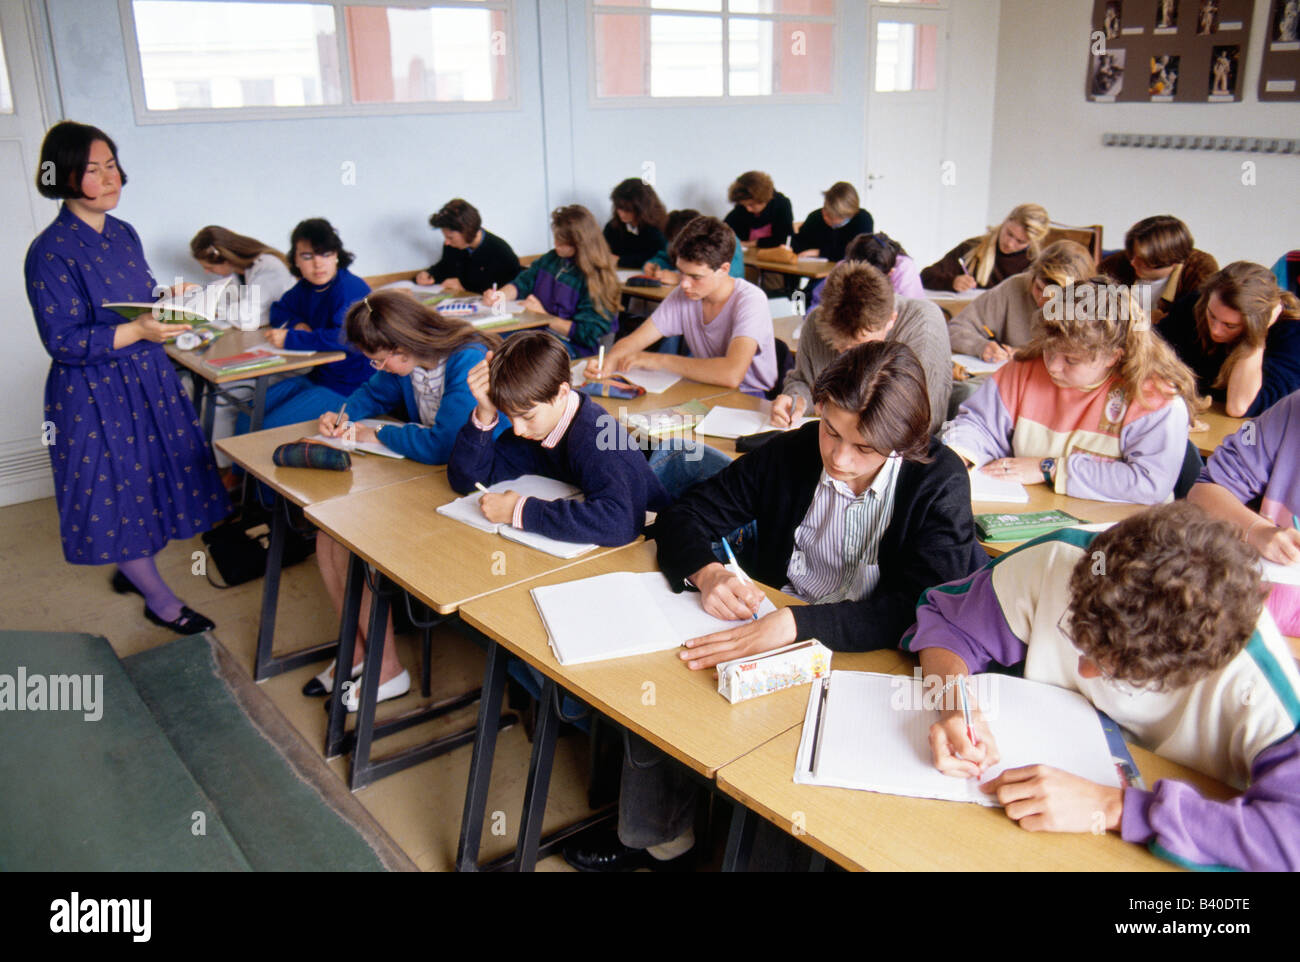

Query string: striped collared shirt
782 454 901 604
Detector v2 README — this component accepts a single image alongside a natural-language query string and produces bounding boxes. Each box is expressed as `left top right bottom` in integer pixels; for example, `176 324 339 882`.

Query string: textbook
694 405 816 440
974 509 1082 542
435 475 597 559
531 569 778 665
202 347 287 376
308 419 405 459
107 276 237 327
793 670 1124 804
622 399 710 441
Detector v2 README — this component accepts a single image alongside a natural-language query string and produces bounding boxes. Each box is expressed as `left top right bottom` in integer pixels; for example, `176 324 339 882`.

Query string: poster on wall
1086 0 1254 102
1258 0 1300 101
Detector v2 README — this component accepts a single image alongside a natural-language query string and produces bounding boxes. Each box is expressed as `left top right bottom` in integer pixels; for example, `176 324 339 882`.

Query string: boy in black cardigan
564 341 988 871
448 330 670 546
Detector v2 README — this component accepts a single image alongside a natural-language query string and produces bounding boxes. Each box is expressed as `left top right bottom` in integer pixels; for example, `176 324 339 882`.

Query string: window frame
586 0 840 109
119 0 519 124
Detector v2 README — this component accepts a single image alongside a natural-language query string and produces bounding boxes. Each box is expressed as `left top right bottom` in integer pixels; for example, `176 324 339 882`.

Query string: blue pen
721 538 759 621
1293 515 1299 532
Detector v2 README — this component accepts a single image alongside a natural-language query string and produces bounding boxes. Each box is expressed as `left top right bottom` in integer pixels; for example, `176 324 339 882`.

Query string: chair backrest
1173 438 1204 500
1043 223 1104 266
765 338 795 401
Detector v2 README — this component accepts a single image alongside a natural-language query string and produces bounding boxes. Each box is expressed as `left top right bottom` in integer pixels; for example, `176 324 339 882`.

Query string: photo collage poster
1259 0 1300 100
1087 0 1255 102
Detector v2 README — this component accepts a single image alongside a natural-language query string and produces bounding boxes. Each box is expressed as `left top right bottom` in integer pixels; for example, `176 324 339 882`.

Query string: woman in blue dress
25 121 228 634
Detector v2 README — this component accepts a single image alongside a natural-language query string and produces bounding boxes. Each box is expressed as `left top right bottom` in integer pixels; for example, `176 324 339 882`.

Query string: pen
474 482 490 495
596 344 605 379
333 401 348 434
810 676 830 774
721 537 759 621
1293 515 1299 532
956 675 979 748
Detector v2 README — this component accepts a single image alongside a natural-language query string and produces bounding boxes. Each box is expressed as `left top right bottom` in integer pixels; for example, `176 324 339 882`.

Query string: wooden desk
456 541 912 869
215 421 440 682
620 280 675 303
743 250 834 280
1190 402 1244 458
973 483 1147 556
924 288 982 318
167 327 346 437
773 315 803 351
716 716 1230 872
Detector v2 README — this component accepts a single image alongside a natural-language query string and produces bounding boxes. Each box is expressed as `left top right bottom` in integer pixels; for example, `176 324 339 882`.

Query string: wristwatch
1040 458 1056 485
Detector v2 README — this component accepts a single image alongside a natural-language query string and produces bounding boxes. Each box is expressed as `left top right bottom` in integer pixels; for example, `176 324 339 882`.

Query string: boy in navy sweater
448 330 671 545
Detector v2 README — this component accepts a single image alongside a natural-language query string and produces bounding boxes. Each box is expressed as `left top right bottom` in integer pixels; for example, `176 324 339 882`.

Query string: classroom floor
0 496 615 872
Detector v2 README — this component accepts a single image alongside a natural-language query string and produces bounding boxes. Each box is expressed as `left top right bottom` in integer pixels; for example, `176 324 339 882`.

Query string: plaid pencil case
272 441 352 471
578 374 646 400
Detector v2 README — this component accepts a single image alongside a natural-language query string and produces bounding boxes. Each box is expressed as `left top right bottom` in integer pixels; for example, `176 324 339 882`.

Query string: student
414 198 520 294
189 225 295 327
792 181 873 263
943 277 1200 504
808 231 923 309
774 261 952 433
1187 389 1300 635
25 121 227 635
447 330 670 546
303 291 506 708
642 208 744 283
904 503 1300 872
254 218 372 431
564 342 987 872
723 170 795 251
947 240 1096 361
1097 215 1218 324
1155 261 1300 418
602 178 669 270
482 205 620 357
591 216 777 396
920 203 1050 293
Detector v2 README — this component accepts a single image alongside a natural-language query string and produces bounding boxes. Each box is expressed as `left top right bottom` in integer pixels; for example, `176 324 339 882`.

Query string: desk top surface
743 250 834 279
1190 402 1244 457
166 328 345 383
459 539 913 777
973 483 1148 556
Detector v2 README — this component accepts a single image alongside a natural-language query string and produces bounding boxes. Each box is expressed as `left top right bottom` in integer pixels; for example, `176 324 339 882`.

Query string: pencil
333 401 348 435
956 676 979 748
982 325 997 341
475 482 490 494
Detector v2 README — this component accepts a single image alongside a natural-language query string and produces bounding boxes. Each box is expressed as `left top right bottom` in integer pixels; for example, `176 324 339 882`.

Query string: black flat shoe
143 604 216 636
562 831 653 873
111 569 142 597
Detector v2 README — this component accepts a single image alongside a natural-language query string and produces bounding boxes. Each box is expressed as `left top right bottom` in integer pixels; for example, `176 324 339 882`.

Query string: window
122 0 514 121
592 0 836 102
0 21 13 114
873 20 937 92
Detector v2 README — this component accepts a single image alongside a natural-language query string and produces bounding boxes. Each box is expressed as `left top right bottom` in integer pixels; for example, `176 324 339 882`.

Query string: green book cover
975 509 1083 542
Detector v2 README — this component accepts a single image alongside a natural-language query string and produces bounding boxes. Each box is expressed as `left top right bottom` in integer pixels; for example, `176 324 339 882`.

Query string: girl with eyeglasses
304 290 507 708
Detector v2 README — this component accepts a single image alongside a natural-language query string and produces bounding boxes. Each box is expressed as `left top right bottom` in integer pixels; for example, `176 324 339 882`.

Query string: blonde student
947 240 1096 362
920 203 1050 293
482 205 620 357
189 225 295 327
792 181 873 263
591 216 777 396
943 276 1202 504
303 291 505 709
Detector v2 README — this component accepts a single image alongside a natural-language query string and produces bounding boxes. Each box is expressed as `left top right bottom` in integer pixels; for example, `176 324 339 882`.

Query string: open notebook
694 405 816 440
968 467 1030 503
1262 558 1300 587
531 570 778 665
435 475 597 559
794 670 1123 805
309 419 405 459
951 353 1009 376
570 361 682 395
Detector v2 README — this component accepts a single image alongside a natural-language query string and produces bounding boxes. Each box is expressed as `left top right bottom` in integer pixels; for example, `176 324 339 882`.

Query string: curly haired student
903 503 1300 872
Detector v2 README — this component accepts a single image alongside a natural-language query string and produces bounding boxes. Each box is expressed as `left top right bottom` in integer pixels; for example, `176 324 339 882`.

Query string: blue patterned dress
25 205 230 565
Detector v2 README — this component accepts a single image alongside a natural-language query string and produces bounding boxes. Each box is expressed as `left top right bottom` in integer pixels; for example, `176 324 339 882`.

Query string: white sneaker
340 669 411 713
302 659 362 697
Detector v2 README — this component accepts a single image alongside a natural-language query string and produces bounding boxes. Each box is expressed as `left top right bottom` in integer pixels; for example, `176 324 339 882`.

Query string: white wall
989 0 1300 267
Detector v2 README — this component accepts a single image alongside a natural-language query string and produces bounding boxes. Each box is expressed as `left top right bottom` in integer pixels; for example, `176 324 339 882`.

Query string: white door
0 1 57 506
864 3 950 265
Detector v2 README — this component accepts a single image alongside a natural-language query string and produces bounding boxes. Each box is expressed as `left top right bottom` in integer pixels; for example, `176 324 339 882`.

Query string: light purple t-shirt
649 278 777 396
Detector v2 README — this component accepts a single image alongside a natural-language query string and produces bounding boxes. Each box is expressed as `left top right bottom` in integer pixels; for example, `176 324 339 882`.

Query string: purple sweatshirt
901 527 1300 872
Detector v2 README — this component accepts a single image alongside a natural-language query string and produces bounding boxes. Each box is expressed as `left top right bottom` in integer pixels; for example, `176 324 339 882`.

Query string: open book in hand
108 275 237 328
435 475 597 558
531 569 778 665
794 670 1124 805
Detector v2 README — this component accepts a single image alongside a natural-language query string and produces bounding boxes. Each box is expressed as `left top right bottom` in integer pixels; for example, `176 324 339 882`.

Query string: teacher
25 121 229 634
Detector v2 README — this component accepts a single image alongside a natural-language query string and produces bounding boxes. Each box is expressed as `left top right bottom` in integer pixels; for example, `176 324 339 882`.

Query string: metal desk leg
511 677 562 873
200 379 216 440
347 571 393 791
324 552 364 759
722 802 756 872
250 377 269 434
455 639 510 872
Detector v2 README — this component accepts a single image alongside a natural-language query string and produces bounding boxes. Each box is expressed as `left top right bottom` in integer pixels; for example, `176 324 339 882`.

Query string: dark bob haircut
36 121 128 200
812 340 932 462
288 218 355 278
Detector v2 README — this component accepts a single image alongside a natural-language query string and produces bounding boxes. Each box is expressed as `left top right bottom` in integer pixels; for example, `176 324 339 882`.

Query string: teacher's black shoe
143 604 216 636
111 569 142 597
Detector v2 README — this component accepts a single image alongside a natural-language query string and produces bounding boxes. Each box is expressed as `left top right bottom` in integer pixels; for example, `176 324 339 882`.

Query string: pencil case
578 374 646 400
974 509 1081 542
272 441 352 471
716 640 832 704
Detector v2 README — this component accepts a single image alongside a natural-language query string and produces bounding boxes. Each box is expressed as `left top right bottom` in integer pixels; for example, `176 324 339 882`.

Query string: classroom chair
1173 439 1204 500
1044 222 1104 265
